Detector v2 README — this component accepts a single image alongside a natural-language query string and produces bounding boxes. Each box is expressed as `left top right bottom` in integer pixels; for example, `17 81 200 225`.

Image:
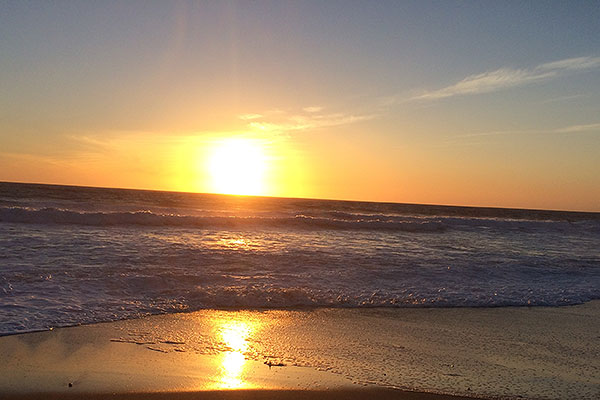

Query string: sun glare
208 138 268 196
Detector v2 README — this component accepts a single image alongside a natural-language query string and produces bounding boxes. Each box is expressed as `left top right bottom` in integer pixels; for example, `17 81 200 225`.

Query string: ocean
1 181 599 336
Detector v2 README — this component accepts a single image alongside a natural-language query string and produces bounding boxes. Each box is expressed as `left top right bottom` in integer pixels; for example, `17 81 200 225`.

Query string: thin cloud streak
540 93 588 104
412 56 600 101
454 129 540 139
248 112 376 133
303 106 323 113
454 122 600 139
554 122 600 133
238 105 376 135
238 113 263 120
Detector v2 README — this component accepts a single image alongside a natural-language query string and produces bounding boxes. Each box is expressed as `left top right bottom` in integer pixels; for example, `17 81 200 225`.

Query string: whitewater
1 181 599 336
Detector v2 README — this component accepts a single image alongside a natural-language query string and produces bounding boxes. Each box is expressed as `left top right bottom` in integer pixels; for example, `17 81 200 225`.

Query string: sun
207 138 268 196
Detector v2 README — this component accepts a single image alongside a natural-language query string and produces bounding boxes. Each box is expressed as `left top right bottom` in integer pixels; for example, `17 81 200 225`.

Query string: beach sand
1 302 599 399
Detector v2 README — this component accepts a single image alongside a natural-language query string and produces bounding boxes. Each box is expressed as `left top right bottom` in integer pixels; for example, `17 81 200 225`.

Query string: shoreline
2 299 598 339
2 302 599 399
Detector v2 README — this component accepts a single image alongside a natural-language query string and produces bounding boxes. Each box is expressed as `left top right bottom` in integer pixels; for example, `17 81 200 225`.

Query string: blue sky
1 1 599 210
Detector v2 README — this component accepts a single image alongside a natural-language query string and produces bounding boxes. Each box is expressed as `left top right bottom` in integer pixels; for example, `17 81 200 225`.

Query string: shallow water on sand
2 304 598 399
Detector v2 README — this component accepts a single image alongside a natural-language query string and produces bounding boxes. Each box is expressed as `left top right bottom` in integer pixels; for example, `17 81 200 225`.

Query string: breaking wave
0 206 445 232
1 206 596 233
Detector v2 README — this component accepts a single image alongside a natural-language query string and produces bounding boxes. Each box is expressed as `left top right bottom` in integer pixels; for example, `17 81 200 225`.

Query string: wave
179 284 600 309
1 206 597 233
3 281 598 336
0 207 600 233
0 206 446 232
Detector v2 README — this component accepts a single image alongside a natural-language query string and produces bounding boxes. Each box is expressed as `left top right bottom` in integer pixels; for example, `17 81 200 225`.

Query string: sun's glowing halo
207 138 268 196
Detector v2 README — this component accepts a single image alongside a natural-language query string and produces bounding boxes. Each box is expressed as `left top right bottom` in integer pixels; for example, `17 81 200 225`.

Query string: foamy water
1 182 599 335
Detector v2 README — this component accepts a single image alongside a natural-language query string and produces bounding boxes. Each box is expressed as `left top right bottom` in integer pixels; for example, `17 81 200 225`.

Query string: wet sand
2 389 477 400
1 302 599 399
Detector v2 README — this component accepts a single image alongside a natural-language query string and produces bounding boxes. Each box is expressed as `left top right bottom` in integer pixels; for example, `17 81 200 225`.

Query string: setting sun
207 138 268 196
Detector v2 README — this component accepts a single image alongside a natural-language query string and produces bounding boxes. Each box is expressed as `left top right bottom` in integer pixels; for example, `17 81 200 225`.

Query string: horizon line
1 180 598 215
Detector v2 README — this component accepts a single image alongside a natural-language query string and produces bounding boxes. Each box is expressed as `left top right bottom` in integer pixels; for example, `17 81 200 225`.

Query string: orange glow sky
1 2 599 211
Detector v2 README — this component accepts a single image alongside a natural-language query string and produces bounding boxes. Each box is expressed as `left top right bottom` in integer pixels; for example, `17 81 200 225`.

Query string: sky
1 1 599 211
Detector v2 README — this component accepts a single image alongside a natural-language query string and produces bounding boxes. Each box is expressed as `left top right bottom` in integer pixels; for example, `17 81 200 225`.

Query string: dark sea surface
1 181 599 335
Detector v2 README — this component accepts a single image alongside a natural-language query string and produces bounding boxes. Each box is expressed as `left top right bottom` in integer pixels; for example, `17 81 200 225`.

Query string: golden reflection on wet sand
211 317 261 389
218 351 247 389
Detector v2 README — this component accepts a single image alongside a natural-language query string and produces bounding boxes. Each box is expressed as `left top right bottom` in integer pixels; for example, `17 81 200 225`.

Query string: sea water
1 181 599 335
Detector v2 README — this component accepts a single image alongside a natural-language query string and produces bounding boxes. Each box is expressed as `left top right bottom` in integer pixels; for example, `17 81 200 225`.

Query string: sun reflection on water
219 238 253 250
219 351 247 389
213 318 259 389
221 320 251 352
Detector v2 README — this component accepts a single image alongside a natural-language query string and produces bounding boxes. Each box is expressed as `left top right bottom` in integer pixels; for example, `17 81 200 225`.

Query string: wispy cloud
537 57 600 71
540 93 588 104
454 129 538 139
238 113 263 120
303 106 323 113
240 107 376 134
412 56 600 101
454 122 600 139
554 122 600 133
248 113 375 133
